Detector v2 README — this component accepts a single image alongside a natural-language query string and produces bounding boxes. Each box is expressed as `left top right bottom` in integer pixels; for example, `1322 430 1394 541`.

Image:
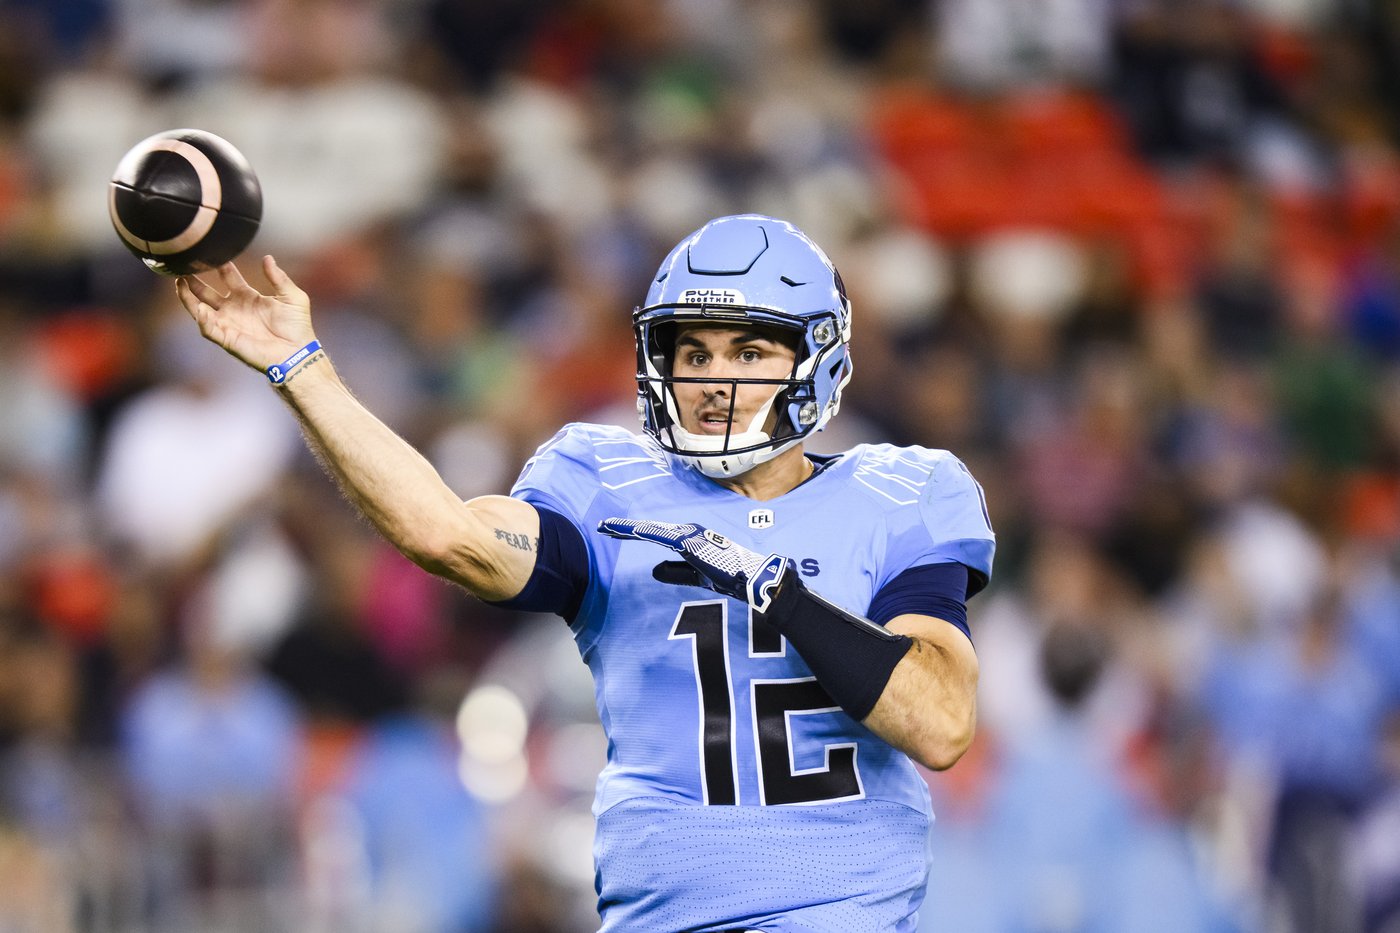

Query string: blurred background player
174 213 994 930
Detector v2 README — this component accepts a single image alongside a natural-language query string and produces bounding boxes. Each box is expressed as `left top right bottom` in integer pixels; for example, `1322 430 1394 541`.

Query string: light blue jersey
511 423 995 932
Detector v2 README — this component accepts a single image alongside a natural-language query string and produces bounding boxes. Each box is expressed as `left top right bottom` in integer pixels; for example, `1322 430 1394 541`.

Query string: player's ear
653 561 705 588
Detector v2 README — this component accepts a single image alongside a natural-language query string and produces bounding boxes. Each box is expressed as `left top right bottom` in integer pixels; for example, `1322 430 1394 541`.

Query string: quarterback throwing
176 214 994 931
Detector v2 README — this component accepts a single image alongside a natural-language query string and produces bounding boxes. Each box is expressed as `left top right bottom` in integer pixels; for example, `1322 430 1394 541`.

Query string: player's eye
683 352 709 368
738 348 762 363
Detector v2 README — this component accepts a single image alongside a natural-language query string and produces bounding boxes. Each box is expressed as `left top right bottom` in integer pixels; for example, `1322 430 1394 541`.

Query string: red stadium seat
997 90 1129 164
869 84 980 167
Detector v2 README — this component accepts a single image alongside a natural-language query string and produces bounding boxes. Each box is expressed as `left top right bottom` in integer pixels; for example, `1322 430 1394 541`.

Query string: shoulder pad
847 444 957 506
849 444 995 592
515 423 673 496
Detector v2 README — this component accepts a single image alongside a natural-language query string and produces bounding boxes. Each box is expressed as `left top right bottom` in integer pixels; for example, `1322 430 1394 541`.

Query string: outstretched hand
175 257 315 373
597 517 792 614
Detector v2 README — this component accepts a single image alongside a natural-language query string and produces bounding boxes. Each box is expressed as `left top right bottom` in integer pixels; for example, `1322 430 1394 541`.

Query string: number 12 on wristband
267 340 322 384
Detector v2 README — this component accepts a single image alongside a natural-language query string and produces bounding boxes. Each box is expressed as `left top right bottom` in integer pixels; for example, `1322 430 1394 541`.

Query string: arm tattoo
494 528 536 552
278 351 327 385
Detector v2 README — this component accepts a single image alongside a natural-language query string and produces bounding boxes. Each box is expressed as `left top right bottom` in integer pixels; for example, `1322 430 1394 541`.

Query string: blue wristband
266 340 322 384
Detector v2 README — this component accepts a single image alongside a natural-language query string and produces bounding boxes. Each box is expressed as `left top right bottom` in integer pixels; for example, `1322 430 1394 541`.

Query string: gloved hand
597 517 791 613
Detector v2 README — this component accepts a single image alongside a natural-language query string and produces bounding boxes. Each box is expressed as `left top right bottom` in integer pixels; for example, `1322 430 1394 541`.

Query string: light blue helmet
634 214 854 477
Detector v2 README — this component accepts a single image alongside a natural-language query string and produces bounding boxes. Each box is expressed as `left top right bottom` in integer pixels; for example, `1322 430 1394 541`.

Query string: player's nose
701 357 744 385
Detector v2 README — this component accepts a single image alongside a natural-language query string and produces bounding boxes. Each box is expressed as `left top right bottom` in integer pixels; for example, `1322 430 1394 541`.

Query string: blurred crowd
0 0 1398 930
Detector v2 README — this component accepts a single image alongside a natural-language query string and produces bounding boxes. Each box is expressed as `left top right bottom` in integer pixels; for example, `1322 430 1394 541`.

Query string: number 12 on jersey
669 600 865 806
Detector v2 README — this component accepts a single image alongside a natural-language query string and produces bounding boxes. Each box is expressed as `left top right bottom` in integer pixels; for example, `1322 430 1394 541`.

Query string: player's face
671 324 798 436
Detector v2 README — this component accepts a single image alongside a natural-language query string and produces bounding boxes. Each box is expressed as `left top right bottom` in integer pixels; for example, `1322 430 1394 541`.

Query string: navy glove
597 518 791 613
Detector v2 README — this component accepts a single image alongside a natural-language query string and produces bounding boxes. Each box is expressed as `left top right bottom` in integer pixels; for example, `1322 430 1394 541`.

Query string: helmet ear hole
648 321 677 372
772 326 802 354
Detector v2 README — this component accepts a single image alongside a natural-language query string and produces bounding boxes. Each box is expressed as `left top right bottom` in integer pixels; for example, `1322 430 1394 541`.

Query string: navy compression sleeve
484 505 589 621
867 562 971 641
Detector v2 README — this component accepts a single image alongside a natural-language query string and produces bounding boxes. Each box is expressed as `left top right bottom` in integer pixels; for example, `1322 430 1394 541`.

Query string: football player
176 214 994 931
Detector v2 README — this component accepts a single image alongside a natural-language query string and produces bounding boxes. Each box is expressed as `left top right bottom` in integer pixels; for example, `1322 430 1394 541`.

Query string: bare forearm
274 354 524 595
755 571 979 772
173 260 534 599
863 618 979 771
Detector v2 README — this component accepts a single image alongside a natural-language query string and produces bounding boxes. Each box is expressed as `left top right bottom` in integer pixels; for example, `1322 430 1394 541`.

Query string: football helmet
634 214 853 478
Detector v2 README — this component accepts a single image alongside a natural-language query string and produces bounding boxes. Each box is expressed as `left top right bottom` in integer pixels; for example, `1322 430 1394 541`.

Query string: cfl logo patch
748 509 774 529
682 288 745 305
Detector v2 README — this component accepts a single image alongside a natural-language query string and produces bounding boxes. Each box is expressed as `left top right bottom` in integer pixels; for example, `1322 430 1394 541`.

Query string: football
108 128 263 276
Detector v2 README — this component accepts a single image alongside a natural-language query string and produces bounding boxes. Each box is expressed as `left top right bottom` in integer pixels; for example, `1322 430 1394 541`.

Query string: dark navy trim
484 505 589 622
867 562 971 641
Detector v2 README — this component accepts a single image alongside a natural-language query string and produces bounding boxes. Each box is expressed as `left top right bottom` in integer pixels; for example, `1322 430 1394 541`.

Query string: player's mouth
696 410 738 435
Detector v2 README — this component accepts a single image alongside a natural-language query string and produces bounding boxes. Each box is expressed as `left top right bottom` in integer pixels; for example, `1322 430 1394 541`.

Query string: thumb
263 255 306 303
652 561 707 588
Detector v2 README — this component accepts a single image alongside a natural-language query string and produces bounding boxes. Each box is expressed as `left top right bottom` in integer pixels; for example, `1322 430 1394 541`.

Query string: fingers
175 277 211 320
174 278 225 345
597 518 698 545
652 561 707 588
200 256 308 309
174 277 199 317
219 260 261 298
263 255 300 300
597 518 646 541
182 274 225 309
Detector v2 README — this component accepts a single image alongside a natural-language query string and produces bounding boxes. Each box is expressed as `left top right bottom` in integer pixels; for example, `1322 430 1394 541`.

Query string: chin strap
659 378 791 477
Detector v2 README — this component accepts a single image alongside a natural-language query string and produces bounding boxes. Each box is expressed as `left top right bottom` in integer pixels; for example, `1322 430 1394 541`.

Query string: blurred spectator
1192 182 1288 360
111 0 249 84
976 530 1155 755
331 705 498 932
1352 711 1400 933
120 590 302 816
1201 580 1395 933
925 622 1240 932
264 496 414 724
0 303 87 487
119 579 302 927
0 616 83 835
1110 1 1305 175
1342 220 1400 361
414 0 552 93
1014 348 1154 540
934 0 1114 90
94 312 299 569
1166 359 1289 512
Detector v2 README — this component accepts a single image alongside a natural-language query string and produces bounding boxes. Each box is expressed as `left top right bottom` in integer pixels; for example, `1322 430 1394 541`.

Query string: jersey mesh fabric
595 797 930 932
